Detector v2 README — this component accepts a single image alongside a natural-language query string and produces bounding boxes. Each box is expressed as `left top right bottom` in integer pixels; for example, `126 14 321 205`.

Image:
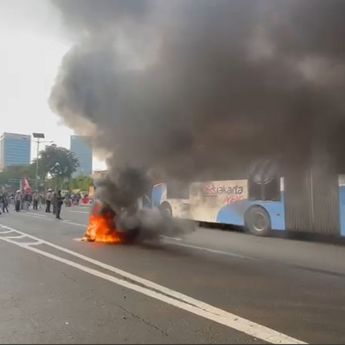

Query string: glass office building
70 135 93 176
0 133 31 171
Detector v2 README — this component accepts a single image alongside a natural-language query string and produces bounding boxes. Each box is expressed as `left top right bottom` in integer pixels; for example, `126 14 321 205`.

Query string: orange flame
83 209 123 244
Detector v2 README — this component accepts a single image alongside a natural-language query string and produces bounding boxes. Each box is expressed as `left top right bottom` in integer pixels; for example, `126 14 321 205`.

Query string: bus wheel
159 202 172 217
245 206 271 236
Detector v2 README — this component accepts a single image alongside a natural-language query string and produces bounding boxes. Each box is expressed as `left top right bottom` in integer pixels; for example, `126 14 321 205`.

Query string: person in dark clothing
2 193 9 213
15 190 21 212
33 192 39 210
56 191 64 220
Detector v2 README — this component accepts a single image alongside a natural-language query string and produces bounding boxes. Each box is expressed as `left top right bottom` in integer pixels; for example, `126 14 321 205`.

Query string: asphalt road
0 205 345 344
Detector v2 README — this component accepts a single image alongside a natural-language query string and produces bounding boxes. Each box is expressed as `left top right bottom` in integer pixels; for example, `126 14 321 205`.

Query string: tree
0 145 79 192
39 145 79 179
38 145 79 190
68 176 93 192
0 164 36 191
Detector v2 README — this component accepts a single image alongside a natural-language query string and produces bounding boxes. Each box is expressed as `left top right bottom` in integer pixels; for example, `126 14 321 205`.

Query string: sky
0 0 106 170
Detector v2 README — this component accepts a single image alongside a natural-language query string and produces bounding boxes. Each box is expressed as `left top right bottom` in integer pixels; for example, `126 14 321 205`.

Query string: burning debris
81 171 144 244
81 171 194 244
82 199 141 244
82 200 123 244
82 173 195 244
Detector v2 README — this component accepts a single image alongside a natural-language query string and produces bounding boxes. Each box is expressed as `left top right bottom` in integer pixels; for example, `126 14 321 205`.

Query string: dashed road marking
73 238 83 242
63 220 87 227
163 240 253 260
18 213 51 221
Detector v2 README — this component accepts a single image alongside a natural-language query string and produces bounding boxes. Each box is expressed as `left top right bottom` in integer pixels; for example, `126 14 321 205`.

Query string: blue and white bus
151 161 345 237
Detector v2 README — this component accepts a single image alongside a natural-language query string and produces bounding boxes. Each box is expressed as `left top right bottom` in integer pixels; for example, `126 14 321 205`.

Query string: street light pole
35 138 41 191
32 133 46 192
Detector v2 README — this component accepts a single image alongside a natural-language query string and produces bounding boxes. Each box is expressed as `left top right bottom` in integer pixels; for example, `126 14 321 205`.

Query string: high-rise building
70 135 93 176
0 133 31 172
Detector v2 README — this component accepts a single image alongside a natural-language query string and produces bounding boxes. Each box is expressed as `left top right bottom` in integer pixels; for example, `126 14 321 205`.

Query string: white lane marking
161 235 182 241
14 214 252 260
18 213 87 227
4 234 26 239
19 213 51 221
25 212 48 217
68 210 89 214
0 230 15 234
63 220 87 227
162 237 252 260
0 224 305 344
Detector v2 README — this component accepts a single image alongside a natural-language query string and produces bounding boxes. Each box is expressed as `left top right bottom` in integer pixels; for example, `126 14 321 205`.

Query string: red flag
23 178 32 192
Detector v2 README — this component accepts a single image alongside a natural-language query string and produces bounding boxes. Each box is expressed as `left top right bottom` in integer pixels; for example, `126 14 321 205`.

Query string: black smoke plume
50 0 345 230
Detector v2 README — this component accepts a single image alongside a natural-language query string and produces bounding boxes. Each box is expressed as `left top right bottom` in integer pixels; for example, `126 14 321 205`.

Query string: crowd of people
0 189 85 220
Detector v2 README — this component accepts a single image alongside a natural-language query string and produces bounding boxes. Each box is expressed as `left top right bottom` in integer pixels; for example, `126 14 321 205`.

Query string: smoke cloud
50 0 345 203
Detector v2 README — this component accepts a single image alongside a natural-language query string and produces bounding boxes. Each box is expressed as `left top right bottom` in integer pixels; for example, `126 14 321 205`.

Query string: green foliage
39 144 79 179
0 164 36 190
68 176 93 192
0 144 80 191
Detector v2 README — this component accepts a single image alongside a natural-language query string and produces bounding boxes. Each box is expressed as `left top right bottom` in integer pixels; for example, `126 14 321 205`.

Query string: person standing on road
39 193 45 210
45 189 52 213
0 193 3 214
20 192 24 210
56 191 64 220
24 193 32 210
52 191 57 215
15 190 22 212
2 192 9 213
33 191 39 210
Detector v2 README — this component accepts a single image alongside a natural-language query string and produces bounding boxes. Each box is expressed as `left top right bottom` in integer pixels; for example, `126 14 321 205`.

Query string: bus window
263 177 280 201
167 181 190 199
248 179 261 200
248 176 280 201
248 159 281 201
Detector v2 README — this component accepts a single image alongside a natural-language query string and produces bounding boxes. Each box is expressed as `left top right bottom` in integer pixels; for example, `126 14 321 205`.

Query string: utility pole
32 133 52 192
35 137 41 191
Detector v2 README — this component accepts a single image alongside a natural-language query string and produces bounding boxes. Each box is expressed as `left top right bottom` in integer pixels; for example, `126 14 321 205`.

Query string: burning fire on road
82 196 143 245
82 201 125 244
83 213 122 244
81 174 195 246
